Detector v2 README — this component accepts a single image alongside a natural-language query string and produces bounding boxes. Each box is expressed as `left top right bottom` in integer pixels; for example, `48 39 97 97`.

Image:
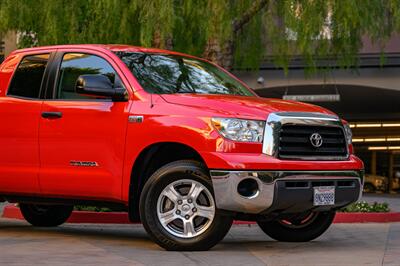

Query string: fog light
237 178 259 198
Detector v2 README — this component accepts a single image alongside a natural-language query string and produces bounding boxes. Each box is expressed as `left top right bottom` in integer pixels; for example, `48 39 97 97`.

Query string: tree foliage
0 0 399 71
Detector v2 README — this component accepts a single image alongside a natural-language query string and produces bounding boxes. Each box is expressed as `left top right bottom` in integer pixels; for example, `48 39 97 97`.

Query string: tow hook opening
237 178 259 198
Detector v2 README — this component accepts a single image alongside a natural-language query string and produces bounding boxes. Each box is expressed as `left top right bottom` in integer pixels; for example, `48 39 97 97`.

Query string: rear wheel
257 211 336 242
139 160 233 251
19 203 73 227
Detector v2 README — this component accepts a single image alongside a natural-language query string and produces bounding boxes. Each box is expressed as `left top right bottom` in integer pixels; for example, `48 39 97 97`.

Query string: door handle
41 111 63 119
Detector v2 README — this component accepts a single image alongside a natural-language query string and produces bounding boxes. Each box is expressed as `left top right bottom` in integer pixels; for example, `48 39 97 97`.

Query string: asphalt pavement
0 218 399 266
1 195 400 266
363 193 400 212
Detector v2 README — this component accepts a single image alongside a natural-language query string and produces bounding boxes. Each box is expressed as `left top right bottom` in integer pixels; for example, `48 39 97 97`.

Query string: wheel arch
128 142 208 222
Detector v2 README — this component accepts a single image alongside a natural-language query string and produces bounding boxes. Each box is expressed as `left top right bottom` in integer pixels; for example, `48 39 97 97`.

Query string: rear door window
7 54 50 99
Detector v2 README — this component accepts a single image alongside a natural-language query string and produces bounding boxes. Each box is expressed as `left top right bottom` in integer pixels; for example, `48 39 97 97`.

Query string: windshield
115 52 254 96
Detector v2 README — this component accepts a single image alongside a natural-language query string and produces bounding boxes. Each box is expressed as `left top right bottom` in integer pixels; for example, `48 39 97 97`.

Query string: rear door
39 49 130 199
0 53 51 194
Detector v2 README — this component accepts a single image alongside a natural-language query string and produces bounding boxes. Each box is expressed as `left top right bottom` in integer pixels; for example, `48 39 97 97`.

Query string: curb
333 212 400 223
2 205 131 224
2 205 400 224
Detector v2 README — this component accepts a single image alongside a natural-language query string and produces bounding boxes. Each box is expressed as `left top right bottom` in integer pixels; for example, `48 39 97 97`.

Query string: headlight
211 118 265 143
343 123 352 144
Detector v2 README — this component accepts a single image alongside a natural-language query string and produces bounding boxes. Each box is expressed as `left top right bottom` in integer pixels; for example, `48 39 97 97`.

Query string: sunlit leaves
0 0 399 72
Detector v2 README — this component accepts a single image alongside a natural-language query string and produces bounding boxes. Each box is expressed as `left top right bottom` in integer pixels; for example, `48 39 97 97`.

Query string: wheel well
128 142 207 222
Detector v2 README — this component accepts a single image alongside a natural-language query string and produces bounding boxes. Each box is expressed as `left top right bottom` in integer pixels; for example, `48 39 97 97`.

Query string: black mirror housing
75 74 127 101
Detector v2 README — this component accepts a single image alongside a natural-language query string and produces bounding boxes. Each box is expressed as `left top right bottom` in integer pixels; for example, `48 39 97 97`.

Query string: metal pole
388 152 394 193
371 151 377 175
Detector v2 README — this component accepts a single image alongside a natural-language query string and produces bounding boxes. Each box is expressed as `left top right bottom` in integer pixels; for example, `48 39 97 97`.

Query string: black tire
257 211 336 242
139 160 233 251
363 183 376 193
19 203 73 227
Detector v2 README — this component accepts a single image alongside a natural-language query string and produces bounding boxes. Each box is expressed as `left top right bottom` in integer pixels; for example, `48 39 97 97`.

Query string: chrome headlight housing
343 123 353 145
211 118 265 143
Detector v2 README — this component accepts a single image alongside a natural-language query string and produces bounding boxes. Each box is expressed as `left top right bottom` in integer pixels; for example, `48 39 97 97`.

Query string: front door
39 51 130 199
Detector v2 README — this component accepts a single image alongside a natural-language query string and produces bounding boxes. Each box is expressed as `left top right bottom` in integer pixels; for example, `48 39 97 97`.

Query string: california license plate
313 186 335 206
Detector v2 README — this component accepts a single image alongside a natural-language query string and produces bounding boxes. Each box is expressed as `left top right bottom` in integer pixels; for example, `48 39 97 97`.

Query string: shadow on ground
0 218 398 265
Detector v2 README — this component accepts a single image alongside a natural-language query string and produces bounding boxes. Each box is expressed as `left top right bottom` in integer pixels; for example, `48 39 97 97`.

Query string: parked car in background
364 174 400 193
0 44 364 251
363 175 388 193
392 175 400 191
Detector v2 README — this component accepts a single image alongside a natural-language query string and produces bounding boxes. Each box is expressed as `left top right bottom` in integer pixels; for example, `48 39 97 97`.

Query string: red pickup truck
0 45 363 251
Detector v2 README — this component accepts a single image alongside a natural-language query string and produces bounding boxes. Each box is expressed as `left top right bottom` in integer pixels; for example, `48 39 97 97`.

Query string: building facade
235 35 400 192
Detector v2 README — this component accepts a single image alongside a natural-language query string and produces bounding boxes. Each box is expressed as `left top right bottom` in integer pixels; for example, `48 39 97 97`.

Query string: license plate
313 186 335 206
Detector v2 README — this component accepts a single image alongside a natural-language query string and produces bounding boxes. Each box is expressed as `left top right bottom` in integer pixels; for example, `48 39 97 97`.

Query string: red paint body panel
38 48 133 199
39 100 129 199
0 54 42 194
202 153 363 170
0 97 42 194
161 94 335 120
0 44 363 205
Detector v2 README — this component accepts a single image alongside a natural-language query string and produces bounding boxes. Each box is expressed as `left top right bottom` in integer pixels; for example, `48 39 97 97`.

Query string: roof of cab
10 44 196 58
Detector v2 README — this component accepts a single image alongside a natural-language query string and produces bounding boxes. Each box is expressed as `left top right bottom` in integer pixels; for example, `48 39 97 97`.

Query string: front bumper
210 170 363 214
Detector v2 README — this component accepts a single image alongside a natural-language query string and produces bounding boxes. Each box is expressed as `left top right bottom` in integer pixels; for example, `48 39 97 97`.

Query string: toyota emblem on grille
310 133 323 148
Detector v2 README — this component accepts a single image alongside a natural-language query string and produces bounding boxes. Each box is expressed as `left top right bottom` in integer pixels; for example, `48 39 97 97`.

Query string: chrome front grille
262 112 349 160
278 125 348 159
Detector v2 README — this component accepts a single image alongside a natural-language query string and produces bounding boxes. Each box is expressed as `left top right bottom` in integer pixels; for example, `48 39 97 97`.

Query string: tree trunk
203 38 235 69
203 0 269 69
152 30 173 50
152 30 161 48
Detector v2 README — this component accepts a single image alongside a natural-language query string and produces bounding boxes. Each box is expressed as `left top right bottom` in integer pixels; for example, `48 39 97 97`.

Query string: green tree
0 0 399 71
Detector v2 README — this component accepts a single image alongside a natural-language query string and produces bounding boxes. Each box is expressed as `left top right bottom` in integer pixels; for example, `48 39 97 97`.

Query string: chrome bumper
210 170 363 214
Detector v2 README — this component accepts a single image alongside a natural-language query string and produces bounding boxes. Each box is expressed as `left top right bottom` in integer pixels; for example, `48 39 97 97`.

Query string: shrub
340 201 390 213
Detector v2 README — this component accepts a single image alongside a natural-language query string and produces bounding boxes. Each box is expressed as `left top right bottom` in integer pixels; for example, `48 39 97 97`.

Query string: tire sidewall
257 211 336 242
19 204 73 227
139 161 232 250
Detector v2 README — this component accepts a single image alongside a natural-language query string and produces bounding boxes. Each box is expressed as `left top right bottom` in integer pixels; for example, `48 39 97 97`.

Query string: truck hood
160 94 336 120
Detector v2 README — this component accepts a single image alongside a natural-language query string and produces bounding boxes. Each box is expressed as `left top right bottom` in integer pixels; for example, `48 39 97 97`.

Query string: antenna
150 93 154 108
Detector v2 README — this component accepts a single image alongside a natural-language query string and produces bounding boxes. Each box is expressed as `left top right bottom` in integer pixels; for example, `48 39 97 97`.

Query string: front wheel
257 211 336 242
19 203 73 227
139 160 233 251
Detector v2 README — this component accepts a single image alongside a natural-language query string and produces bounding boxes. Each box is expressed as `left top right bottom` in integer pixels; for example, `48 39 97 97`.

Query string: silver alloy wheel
156 179 216 238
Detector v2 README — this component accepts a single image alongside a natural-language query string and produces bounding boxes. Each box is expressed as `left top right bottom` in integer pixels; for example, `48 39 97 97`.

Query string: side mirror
75 74 127 101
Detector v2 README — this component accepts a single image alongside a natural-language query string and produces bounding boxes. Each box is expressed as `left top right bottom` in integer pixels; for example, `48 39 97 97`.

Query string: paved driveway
0 218 399 266
363 194 400 212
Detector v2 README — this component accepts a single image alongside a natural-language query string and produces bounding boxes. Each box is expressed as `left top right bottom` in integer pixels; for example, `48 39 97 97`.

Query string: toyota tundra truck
0 45 364 251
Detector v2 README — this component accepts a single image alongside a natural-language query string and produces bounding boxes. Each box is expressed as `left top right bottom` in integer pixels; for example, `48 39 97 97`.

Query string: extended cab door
39 50 130 199
0 53 51 194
